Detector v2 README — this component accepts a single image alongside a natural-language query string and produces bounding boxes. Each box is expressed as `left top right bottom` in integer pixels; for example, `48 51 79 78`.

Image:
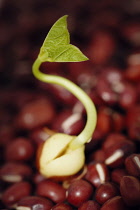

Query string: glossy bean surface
2 182 31 207
16 196 53 210
120 176 140 206
36 180 66 203
95 182 119 204
67 180 94 207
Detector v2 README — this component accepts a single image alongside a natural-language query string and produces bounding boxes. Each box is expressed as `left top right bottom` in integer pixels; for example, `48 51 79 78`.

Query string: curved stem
32 58 97 149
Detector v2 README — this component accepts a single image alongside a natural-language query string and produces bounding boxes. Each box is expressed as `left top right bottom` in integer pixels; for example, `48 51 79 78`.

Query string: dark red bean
2 181 31 207
17 196 53 210
122 21 140 46
97 78 118 105
85 163 110 188
111 168 128 185
96 68 123 105
41 62 63 75
68 62 94 87
11 90 46 109
89 90 103 107
52 203 72 210
43 83 77 105
85 135 103 153
100 196 128 210
126 105 140 141
78 200 100 210
0 162 32 183
112 112 125 132
125 154 140 177
90 149 106 162
95 107 113 137
125 53 140 82
36 180 66 203
4 137 34 161
89 30 116 65
102 133 127 150
118 82 137 109
51 110 85 135
104 139 136 168
120 176 140 206
29 127 56 146
33 172 47 185
95 182 119 205
0 125 15 146
15 98 55 130
67 179 94 207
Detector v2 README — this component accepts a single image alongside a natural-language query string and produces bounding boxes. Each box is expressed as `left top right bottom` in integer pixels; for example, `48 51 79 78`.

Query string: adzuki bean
100 196 128 210
4 137 35 161
52 202 73 210
15 98 55 130
16 196 53 210
0 1 140 210
0 162 33 183
67 179 94 207
125 154 140 177
85 162 110 187
36 180 66 203
2 181 31 207
95 182 119 205
120 176 140 206
78 200 100 210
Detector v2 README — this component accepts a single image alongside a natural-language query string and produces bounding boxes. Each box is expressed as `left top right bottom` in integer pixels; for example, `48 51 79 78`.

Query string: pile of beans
0 0 140 209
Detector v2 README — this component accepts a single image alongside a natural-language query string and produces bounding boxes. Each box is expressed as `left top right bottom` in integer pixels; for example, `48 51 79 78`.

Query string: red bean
67 179 94 207
126 105 140 141
95 107 113 137
85 162 110 188
43 83 77 105
36 180 66 203
0 125 15 146
118 82 137 109
15 98 55 130
111 168 128 185
112 112 125 132
97 78 118 105
1 2 140 210
125 154 140 177
78 200 100 210
120 176 140 206
104 139 136 168
29 127 56 146
4 137 35 161
125 52 140 82
102 133 127 150
16 196 53 210
96 68 123 105
2 181 31 207
68 62 94 87
33 172 47 185
95 182 119 205
0 162 32 183
90 149 106 163
100 196 128 210
52 202 73 210
122 21 140 47
89 30 116 65
51 110 85 135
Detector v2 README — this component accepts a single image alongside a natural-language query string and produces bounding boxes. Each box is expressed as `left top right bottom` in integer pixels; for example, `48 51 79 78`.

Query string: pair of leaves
38 15 88 62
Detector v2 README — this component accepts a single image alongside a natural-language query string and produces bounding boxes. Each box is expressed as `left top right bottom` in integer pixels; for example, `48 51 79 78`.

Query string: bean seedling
32 15 97 178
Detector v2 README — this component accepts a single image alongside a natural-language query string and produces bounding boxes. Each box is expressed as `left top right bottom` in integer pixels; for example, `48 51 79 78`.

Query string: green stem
32 58 97 149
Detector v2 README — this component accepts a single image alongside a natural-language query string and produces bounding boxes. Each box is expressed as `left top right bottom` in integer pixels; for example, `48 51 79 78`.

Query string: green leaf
50 44 88 62
38 15 89 62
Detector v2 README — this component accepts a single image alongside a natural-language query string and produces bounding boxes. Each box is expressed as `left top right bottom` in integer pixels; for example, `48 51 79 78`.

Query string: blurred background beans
0 0 140 209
